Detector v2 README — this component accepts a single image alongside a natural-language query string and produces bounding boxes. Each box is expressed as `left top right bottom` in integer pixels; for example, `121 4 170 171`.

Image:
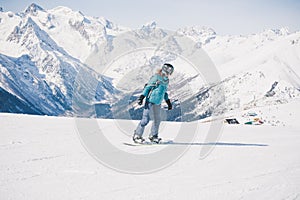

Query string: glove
137 95 145 105
166 99 172 110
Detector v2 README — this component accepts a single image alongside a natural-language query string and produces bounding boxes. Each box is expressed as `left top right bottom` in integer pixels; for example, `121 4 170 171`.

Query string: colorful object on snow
245 118 264 125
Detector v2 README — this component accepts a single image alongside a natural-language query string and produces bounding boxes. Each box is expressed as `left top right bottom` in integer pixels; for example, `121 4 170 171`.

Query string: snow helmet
161 63 174 76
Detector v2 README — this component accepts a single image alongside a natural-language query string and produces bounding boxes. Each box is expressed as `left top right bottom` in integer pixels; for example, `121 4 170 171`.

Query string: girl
133 63 174 143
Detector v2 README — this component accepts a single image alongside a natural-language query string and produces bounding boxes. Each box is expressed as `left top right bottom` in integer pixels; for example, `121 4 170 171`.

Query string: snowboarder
133 63 174 143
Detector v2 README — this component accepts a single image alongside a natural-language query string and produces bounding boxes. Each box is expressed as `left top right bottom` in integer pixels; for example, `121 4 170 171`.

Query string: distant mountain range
1 3 299 121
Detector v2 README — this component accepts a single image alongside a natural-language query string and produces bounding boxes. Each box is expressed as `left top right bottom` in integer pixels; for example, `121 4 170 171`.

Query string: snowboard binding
133 134 145 144
148 135 162 144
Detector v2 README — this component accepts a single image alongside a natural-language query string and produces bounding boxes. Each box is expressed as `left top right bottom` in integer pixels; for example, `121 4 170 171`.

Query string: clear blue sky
1 0 299 35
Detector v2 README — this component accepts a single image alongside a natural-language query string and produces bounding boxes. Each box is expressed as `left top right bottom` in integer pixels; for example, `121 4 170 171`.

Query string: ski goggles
162 64 174 75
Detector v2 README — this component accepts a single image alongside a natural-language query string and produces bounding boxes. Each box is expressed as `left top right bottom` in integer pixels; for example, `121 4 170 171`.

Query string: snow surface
0 113 300 199
1 4 300 198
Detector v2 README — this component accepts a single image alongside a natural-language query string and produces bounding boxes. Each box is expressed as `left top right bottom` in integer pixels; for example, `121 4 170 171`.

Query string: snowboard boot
149 135 162 144
133 134 145 143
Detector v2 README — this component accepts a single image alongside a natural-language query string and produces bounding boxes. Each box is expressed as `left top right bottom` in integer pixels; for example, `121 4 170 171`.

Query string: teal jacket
142 74 169 105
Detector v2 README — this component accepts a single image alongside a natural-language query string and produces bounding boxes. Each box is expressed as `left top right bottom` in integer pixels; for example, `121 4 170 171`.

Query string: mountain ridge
0 3 299 123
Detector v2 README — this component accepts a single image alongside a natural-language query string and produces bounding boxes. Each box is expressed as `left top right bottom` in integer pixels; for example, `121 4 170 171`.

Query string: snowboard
123 139 174 146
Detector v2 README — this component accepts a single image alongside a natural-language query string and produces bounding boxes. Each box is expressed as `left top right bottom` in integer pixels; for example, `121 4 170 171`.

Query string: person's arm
137 76 157 105
164 92 169 101
164 93 172 110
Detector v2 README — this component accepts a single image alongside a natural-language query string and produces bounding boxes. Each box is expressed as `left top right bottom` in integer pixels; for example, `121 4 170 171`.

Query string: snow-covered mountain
97 23 300 123
0 4 118 117
1 3 300 123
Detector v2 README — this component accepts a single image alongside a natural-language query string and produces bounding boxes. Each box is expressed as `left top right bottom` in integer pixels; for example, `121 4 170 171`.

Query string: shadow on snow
158 142 268 147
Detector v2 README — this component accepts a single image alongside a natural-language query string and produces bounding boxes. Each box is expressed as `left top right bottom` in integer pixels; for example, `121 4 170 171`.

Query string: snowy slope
0 113 300 199
202 28 298 79
0 86 42 114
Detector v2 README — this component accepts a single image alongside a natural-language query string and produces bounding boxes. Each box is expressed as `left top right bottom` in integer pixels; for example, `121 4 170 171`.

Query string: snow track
0 113 299 199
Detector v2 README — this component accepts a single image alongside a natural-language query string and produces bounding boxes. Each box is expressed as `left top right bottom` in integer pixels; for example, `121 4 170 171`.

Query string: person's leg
150 104 161 137
134 103 151 137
